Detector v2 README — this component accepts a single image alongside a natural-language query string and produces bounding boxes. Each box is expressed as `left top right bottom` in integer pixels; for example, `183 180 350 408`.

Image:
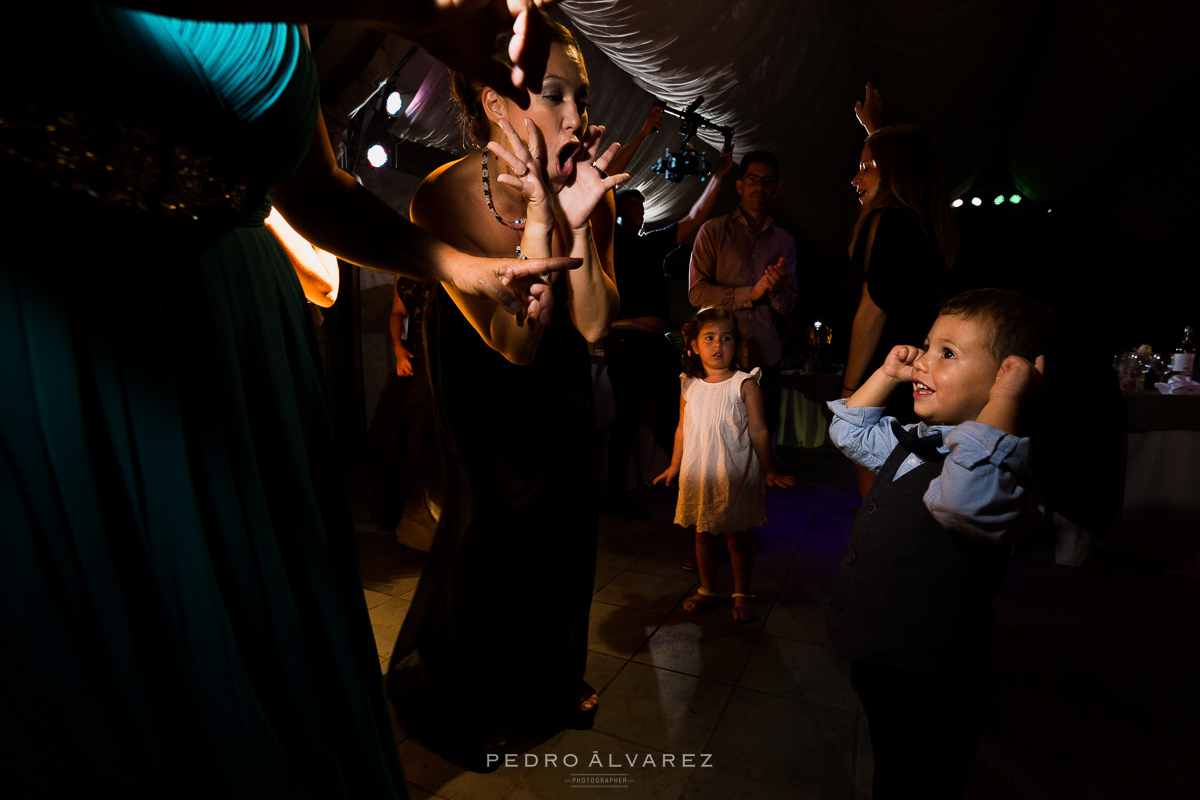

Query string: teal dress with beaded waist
0 5 407 797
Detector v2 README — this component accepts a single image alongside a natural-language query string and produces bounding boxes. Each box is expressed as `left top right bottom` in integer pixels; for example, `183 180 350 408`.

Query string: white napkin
1154 376 1200 395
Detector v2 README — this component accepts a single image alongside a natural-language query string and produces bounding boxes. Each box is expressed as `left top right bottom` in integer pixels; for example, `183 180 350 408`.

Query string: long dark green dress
0 5 406 797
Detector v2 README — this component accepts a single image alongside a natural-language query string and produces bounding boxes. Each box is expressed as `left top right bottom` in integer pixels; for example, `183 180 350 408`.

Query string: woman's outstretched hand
383 1 561 108
556 125 628 231
446 252 580 326
854 82 882 134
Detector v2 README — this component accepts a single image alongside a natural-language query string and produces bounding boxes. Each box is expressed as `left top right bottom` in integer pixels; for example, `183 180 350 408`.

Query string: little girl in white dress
654 307 795 622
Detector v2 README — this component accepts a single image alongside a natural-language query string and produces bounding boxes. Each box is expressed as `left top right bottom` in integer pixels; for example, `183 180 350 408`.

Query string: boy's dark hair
738 150 780 180
680 307 741 378
938 288 1055 363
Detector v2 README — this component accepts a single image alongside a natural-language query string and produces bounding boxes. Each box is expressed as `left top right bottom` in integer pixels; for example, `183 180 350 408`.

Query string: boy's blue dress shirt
827 399 1045 545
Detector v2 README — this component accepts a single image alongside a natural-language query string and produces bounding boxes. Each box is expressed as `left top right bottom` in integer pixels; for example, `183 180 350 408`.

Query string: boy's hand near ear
991 355 1045 404
978 355 1045 434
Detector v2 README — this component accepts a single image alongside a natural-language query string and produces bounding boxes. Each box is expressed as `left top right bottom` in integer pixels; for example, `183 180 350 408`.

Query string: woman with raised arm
841 83 956 496
0 2 574 797
387 18 625 764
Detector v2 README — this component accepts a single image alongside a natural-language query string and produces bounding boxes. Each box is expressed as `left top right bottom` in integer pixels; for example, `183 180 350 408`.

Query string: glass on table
1113 351 1147 391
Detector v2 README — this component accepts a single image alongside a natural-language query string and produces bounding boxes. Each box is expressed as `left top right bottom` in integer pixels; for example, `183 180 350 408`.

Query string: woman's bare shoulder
411 157 472 220
411 156 489 253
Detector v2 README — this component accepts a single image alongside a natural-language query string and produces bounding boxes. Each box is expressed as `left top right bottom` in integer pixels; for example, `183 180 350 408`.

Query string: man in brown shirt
689 151 798 434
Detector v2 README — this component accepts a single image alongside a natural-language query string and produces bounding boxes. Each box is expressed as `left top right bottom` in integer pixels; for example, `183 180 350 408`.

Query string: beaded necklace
481 150 526 230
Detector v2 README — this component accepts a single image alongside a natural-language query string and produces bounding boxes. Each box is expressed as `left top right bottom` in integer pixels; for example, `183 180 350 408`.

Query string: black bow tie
891 421 946 460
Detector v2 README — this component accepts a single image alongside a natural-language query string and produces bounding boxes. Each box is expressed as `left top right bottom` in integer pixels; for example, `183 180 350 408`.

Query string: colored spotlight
1010 194 1022 204
994 195 1005 205
952 198 964 208
367 144 389 169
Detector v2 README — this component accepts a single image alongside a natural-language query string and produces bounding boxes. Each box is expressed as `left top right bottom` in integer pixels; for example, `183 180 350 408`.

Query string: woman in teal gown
0 2 571 796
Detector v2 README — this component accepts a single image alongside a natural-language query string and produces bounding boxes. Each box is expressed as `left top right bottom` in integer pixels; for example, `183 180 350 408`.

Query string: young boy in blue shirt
827 288 1053 798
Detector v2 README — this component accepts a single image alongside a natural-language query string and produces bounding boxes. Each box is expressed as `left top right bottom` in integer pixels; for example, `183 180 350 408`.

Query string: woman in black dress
387 19 626 762
841 84 956 496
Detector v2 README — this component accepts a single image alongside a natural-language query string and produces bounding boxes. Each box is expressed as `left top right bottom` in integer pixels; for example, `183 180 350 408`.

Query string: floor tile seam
571 728 693 757
599 567 700 599
619 563 704 582
661 593 782 640
363 582 415 598
727 682 863 717
592 655 637 700
622 655 744 688
697 760 843 794
597 523 675 555
602 589 789 620
401 734 573 796
692 703 861 794
603 597 676 665
718 596 782 689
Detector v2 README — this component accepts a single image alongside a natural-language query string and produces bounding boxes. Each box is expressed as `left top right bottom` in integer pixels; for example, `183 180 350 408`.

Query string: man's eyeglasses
741 175 778 187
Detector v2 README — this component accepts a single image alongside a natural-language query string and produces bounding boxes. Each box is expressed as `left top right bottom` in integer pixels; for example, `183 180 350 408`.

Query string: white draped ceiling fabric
315 0 1198 256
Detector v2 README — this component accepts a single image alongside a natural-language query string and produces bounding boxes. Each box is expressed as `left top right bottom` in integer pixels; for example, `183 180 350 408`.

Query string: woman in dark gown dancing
841 83 956 496
388 20 625 760
0 2 574 796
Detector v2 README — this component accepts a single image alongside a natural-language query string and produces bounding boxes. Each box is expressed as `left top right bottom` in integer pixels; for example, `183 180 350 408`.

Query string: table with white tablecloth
1112 392 1200 568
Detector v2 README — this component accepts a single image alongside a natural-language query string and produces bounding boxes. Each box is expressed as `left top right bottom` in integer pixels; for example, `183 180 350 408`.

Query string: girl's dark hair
450 17 581 149
849 124 958 273
680 307 741 378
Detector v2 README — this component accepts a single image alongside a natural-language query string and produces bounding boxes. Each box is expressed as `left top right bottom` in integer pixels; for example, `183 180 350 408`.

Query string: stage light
1010 194 1022 204
994 195 1005 205
971 197 982 207
952 198 964 208
366 144 389 169
385 91 402 116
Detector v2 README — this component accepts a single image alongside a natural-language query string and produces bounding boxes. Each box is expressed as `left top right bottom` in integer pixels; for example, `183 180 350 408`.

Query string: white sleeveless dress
675 368 767 534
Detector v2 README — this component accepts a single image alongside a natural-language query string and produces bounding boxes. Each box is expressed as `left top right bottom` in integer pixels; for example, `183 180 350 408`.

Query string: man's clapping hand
750 257 786 301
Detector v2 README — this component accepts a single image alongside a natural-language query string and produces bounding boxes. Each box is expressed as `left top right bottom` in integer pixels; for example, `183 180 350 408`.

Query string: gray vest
828 439 1008 677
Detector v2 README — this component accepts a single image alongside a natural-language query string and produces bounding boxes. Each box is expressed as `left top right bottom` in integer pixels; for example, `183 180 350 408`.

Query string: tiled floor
355 447 1200 799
